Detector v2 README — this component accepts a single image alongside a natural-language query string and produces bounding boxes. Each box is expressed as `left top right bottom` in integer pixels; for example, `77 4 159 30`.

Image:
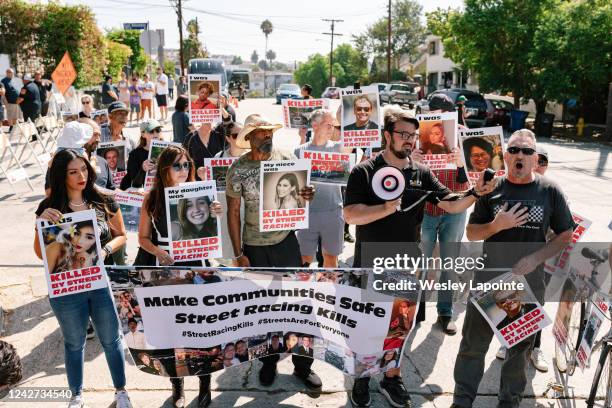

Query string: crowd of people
3 65 577 408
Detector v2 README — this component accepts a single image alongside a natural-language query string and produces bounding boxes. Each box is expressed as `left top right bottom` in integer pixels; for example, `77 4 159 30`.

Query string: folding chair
0 128 34 192
11 120 51 173
36 115 61 151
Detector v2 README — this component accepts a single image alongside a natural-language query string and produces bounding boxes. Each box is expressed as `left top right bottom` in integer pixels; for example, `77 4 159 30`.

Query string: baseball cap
457 95 467 103
56 122 94 150
140 118 163 133
23 73 33 81
428 94 455 112
536 145 548 159
107 101 129 115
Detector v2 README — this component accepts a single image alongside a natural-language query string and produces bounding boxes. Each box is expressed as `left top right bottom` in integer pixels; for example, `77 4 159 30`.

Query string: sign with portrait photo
115 191 143 233
202 157 239 192
544 213 592 277
188 74 221 124
259 160 310 232
164 181 222 262
300 150 355 186
282 98 329 129
37 209 108 298
471 272 551 349
92 109 108 125
459 126 506 184
416 111 458 170
340 86 382 149
145 140 182 190
96 141 127 186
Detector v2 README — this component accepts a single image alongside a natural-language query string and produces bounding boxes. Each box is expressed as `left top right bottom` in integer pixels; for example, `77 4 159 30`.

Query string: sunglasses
82 101 91 104
356 107 371 112
507 146 536 155
171 161 191 171
149 128 162 134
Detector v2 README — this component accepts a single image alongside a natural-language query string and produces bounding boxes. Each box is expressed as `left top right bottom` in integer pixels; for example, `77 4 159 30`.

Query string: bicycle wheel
555 301 585 374
586 343 611 408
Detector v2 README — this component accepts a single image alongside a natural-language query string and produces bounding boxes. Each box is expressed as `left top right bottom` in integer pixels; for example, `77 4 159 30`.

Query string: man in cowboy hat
225 113 321 390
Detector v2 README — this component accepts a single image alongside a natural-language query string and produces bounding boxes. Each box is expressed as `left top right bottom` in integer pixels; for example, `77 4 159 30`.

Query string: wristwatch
103 244 113 258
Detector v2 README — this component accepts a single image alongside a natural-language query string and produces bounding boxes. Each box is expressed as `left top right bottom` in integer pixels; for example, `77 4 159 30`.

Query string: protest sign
544 213 592 276
576 306 606 370
96 141 127 186
92 109 108 125
115 191 143 233
107 267 420 378
37 209 108 298
459 127 506 184
300 150 355 186
51 51 77 95
471 272 551 348
552 273 579 351
202 157 239 192
165 181 221 262
188 74 221 124
259 160 310 232
416 111 458 170
145 140 181 190
340 86 382 149
567 243 611 296
282 98 329 128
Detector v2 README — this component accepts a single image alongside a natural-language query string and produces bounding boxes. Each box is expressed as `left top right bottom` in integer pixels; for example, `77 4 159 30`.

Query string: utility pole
387 0 391 83
171 0 186 74
322 19 343 87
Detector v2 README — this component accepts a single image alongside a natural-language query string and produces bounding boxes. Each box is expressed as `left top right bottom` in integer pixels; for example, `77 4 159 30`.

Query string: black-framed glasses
392 130 417 140
82 100 91 104
507 146 536 155
356 107 371 112
171 161 191 172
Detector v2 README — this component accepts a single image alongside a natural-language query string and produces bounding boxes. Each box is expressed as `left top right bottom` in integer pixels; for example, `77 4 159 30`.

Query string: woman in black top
120 121 161 190
33 149 131 407
137 145 222 407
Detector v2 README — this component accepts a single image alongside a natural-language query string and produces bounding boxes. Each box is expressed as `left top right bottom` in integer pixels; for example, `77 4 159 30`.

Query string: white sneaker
531 348 549 372
496 346 507 360
68 394 84 408
114 390 132 408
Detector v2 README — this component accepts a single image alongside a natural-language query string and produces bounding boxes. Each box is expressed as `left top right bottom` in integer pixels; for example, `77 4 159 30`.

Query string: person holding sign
191 82 217 110
45 220 98 273
226 114 321 390
33 149 132 408
120 119 162 190
451 129 574 408
345 95 379 130
137 145 221 408
171 196 217 240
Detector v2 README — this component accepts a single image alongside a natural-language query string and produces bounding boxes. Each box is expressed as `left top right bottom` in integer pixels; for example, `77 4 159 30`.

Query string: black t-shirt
183 131 225 180
120 146 149 190
35 80 52 104
344 154 450 267
101 82 115 104
19 82 41 117
79 111 91 119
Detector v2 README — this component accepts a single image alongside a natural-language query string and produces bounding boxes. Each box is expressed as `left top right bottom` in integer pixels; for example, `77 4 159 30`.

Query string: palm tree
260 19 273 95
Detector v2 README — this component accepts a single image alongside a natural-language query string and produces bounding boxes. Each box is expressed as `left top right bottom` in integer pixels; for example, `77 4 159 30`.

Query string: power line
322 19 343 86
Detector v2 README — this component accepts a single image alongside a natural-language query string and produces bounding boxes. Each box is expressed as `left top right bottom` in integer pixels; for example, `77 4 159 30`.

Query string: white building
411 34 478 95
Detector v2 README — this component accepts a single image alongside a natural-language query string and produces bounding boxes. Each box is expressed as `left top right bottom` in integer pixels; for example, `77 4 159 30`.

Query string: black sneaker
350 377 371 407
258 362 277 386
197 375 211 408
379 376 411 408
86 321 95 340
344 230 355 243
293 369 322 389
170 377 185 408
437 316 457 335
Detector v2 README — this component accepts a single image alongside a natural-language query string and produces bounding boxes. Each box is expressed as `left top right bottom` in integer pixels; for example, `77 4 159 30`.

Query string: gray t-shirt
295 140 343 212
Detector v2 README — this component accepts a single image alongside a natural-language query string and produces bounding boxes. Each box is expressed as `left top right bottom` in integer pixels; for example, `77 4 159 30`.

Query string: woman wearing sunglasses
137 145 222 408
78 95 95 119
119 119 162 190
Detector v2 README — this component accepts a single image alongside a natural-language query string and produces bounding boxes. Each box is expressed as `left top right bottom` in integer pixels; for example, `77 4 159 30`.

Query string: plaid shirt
425 168 470 217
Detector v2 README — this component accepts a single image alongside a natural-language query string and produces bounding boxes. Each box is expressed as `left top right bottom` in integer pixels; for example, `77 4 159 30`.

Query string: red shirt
424 168 470 217
191 98 217 110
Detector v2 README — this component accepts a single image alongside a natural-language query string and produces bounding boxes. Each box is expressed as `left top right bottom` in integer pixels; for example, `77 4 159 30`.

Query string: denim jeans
49 287 126 396
420 212 467 317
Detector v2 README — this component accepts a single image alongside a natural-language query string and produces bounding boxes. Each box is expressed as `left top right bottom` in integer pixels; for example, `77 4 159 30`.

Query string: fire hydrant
576 118 585 137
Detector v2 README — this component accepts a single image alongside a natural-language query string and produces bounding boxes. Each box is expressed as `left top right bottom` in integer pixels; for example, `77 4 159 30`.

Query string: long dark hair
41 149 111 214
379 350 398 368
175 95 189 112
146 145 195 220
177 196 216 239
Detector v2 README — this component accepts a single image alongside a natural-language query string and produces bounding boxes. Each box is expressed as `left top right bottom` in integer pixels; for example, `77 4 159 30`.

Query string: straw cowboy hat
236 114 282 149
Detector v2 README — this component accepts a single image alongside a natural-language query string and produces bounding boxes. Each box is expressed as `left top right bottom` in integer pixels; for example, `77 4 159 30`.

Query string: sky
63 0 463 64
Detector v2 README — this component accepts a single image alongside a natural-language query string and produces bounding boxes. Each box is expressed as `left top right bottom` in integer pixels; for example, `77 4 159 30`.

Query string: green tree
231 55 243 65
257 60 269 71
0 0 39 73
332 43 368 87
182 18 207 67
105 40 132 79
266 49 276 68
106 29 147 74
164 60 177 77
353 0 426 68
250 50 259 64
294 54 329 97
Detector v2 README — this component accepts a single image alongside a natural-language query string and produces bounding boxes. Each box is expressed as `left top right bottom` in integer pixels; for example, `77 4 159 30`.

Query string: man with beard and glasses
451 129 573 408
344 105 496 408
225 114 321 392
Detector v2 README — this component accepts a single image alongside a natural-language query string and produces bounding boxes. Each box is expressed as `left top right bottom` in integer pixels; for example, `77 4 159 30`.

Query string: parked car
379 82 418 106
486 98 514 129
415 89 488 128
275 83 301 104
322 86 340 99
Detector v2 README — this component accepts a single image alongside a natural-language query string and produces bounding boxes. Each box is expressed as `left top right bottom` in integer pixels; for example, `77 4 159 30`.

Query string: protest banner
340 86 382 149
115 191 143 233
107 267 420 378
300 150 355 186
96 141 127 186
415 111 458 170
188 74 221 124
471 272 551 348
544 213 592 276
459 127 506 184
165 181 221 262
202 157 238 192
259 160 310 232
37 209 108 298
282 98 329 128
51 51 77 95
92 109 108 125
145 140 181 190
576 306 606 370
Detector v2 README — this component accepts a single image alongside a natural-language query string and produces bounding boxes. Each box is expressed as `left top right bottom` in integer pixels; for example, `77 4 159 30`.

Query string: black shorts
155 94 167 107
243 231 302 267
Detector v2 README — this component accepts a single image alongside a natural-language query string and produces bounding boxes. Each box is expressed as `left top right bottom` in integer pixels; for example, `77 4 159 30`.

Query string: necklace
69 199 87 207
